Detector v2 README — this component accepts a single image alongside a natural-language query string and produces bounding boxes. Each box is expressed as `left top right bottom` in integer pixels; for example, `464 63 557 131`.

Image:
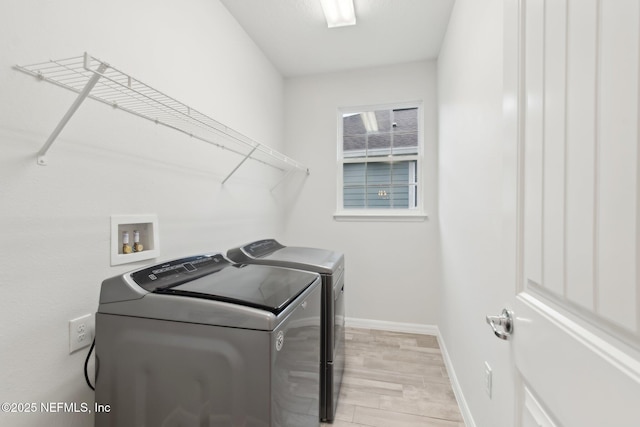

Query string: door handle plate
486 308 514 340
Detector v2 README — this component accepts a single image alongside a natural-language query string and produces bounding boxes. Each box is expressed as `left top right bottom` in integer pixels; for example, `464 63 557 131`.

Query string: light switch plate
484 361 492 398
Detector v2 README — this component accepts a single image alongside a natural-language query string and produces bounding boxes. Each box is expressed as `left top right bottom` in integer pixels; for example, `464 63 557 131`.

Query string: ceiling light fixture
320 0 356 28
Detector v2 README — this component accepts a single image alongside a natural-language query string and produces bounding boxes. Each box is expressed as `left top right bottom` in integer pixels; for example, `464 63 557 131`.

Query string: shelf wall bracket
221 146 258 184
36 59 109 165
270 168 296 192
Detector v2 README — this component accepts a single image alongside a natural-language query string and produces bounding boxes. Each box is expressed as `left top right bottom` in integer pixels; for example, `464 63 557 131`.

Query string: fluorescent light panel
320 0 356 28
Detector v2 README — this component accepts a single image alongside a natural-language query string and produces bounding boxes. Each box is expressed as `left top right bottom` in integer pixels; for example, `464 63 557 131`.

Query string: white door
498 0 640 426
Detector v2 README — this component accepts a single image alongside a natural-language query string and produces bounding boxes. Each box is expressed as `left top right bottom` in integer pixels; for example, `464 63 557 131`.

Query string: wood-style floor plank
322 328 465 427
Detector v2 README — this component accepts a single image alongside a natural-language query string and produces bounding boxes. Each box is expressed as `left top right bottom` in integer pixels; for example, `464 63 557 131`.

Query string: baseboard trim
345 317 476 427
435 329 476 427
345 317 439 335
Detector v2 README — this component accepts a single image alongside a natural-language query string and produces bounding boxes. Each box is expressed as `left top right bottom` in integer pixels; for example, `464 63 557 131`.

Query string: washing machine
227 239 345 422
95 252 321 427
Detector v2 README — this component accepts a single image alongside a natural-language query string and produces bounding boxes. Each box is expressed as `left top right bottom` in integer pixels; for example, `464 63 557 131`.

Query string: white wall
283 61 440 327
0 1 285 426
437 0 515 426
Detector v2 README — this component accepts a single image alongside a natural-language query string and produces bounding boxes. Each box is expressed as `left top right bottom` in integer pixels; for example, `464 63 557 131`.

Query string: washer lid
153 263 318 314
228 239 343 274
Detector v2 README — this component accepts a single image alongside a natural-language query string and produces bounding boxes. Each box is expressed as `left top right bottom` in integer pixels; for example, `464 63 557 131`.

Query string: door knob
486 308 513 340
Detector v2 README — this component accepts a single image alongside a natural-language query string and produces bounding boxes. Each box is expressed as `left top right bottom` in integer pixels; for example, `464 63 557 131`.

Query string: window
336 103 424 219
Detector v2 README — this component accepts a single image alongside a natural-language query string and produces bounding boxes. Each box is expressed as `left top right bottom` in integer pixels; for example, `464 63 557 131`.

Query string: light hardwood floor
322 328 465 427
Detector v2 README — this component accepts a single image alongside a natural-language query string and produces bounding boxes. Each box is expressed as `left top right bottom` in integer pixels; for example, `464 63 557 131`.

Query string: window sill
333 210 428 222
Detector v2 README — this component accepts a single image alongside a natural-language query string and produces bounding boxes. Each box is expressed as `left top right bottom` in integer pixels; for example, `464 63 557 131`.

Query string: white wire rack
15 53 309 186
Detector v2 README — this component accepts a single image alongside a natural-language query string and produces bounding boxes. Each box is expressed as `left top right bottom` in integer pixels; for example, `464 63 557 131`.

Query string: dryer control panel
241 239 285 258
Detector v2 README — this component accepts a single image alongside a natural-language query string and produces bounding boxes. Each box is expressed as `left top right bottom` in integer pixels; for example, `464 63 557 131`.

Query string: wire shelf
15 53 309 186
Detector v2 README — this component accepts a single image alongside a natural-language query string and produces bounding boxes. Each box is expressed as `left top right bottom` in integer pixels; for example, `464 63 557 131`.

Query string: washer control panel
131 253 229 292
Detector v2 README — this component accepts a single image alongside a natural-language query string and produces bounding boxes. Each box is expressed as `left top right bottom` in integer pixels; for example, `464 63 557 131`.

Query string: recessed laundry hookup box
110 214 159 266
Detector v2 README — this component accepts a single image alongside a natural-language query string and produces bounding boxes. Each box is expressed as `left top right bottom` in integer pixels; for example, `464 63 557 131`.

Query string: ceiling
219 0 456 77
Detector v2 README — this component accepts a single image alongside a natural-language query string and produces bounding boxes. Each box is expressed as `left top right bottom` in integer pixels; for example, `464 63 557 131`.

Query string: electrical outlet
69 314 93 354
484 361 493 398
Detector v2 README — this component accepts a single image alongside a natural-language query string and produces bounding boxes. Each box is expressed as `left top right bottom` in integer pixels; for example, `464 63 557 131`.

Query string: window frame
335 101 427 221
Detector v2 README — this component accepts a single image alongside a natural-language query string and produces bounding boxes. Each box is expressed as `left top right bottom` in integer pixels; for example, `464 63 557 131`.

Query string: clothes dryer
227 239 344 422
